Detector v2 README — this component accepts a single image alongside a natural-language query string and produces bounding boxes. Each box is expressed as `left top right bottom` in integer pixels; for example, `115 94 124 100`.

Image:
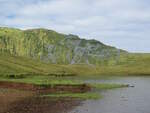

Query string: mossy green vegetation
41 93 101 100
0 73 128 100
0 75 82 86
40 83 127 99
91 83 128 90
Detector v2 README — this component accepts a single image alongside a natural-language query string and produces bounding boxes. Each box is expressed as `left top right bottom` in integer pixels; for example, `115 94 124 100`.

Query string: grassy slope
100 53 150 76
65 53 150 76
0 52 104 76
0 52 150 76
0 53 74 76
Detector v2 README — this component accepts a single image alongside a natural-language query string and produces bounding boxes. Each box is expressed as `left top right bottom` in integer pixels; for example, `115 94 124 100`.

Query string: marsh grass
40 83 127 99
90 83 128 90
41 93 101 100
0 75 128 100
0 75 82 86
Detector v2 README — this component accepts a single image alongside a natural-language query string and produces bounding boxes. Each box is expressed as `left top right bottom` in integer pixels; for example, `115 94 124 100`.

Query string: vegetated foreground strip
0 75 82 85
0 75 128 93
0 77 128 99
0 81 90 94
90 83 129 90
0 75 93 95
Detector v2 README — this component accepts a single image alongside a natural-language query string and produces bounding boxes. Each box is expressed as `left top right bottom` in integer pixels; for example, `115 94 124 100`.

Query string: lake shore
0 76 128 113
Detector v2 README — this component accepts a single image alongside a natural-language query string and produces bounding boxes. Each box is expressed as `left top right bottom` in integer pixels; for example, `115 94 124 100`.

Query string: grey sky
0 0 150 52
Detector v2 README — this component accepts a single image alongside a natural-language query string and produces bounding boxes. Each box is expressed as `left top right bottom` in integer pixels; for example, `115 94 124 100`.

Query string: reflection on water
69 76 150 113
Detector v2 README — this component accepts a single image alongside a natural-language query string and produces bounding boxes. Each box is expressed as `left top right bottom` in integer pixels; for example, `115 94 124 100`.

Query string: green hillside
0 27 150 76
0 27 125 65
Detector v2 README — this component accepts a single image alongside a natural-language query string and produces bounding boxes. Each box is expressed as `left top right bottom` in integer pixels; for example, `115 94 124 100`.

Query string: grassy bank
0 74 128 99
91 83 128 90
42 93 101 100
41 83 128 99
0 76 82 86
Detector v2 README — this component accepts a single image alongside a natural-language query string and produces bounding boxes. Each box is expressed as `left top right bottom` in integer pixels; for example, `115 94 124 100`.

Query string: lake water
69 76 150 113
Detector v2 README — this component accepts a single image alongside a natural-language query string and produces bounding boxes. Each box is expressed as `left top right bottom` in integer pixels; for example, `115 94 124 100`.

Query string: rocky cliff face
0 27 126 65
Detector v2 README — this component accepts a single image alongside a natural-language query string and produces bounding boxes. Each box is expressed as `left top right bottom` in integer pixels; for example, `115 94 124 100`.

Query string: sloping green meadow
1 53 150 77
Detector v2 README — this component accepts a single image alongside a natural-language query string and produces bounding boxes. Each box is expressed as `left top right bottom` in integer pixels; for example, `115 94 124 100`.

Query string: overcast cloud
0 0 150 52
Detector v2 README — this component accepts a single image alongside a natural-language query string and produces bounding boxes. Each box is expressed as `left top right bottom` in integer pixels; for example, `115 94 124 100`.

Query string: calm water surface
69 76 150 113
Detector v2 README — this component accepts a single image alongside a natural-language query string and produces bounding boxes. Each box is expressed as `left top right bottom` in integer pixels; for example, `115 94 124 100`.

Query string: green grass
40 83 127 99
1 52 150 77
0 53 75 76
90 83 128 90
62 53 150 76
0 75 82 86
0 75 128 89
42 93 101 100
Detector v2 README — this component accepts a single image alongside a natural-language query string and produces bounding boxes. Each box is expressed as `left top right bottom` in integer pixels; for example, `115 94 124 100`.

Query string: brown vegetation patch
0 81 91 94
